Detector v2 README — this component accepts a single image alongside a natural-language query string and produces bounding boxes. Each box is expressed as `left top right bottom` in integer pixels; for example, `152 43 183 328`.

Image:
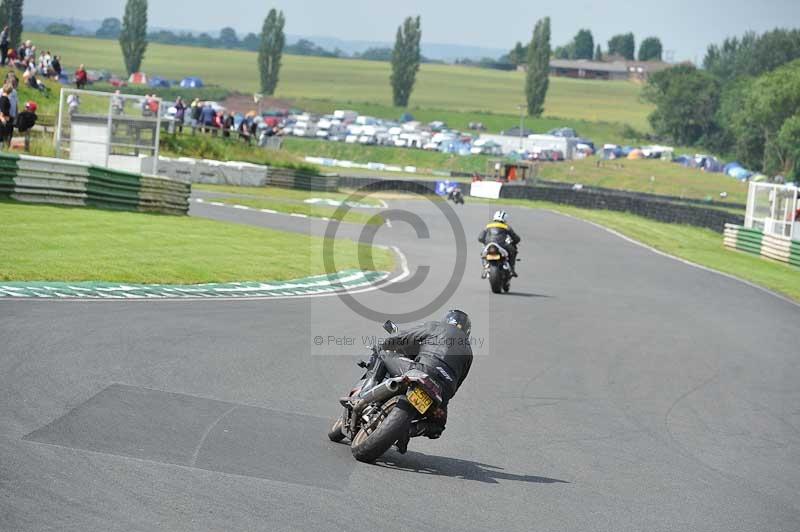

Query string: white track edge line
548 209 800 309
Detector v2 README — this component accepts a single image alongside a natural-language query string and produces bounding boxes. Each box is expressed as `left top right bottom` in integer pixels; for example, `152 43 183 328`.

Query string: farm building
548 59 672 81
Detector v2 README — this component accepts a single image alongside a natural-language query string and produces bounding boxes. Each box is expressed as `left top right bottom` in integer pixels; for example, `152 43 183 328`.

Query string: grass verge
473 197 800 302
0 201 393 283
213 196 384 225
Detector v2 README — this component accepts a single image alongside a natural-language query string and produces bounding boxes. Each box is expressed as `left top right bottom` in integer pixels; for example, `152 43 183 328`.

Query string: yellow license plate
485 253 501 260
407 387 433 414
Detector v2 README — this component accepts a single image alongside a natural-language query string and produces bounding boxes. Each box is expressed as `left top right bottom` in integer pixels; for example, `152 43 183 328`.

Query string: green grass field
27 32 653 130
0 201 393 283
538 158 749 204
471 197 799 301
212 196 383 225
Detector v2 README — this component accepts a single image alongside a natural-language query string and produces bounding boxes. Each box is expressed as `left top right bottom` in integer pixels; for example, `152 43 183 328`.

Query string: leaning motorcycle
447 188 464 205
480 241 512 293
327 321 445 463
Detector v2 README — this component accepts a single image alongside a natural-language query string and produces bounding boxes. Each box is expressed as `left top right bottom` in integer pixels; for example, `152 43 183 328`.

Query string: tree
119 0 148 75
219 27 238 48
704 29 800 82
358 47 392 61
390 15 422 107
258 8 285 95
96 17 121 38
508 41 526 66
643 64 721 145
553 44 572 59
572 29 594 60
730 59 800 174
775 115 800 178
594 44 603 61
608 32 635 60
241 32 259 51
638 37 663 61
0 0 24 48
525 16 551 117
45 22 72 36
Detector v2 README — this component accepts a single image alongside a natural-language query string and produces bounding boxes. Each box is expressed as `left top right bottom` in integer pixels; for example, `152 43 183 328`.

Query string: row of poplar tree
116 2 552 117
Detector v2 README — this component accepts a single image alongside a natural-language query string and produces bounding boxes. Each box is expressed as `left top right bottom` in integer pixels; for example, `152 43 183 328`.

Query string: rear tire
488 264 502 294
327 416 346 442
351 400 413 463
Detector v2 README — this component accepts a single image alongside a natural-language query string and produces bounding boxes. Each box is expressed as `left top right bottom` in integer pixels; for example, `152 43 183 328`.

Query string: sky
26 0 800 62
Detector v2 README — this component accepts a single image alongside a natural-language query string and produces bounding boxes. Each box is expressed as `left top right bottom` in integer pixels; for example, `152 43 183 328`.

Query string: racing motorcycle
327 320 445 463
447 187 464 205
480 239 514 293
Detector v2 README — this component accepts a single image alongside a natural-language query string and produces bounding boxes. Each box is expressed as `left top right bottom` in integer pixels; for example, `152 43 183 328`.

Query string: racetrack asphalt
1 194 799 531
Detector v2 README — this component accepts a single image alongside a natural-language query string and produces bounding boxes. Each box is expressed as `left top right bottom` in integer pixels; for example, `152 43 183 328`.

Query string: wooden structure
486 159 538 182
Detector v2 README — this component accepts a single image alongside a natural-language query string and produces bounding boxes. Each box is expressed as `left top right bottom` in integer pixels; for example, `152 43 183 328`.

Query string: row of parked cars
282 110 504 155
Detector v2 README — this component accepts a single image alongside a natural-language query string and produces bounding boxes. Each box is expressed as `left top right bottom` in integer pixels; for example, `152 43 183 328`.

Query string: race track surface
2 195 799 532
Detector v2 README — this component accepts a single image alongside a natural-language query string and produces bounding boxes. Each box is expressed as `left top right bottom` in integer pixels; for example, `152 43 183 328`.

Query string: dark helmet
443 309 471 337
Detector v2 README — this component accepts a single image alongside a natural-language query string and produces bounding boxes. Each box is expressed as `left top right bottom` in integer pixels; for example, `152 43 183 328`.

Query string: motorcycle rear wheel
351 399 413 463
488 264 503 294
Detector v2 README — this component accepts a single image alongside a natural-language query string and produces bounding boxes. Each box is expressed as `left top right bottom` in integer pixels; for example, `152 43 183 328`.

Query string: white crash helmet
492 210 508 223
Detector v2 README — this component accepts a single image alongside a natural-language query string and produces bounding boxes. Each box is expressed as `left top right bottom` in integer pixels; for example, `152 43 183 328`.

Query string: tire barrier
0 153 190 215
723 224 800 267
144 155 337 191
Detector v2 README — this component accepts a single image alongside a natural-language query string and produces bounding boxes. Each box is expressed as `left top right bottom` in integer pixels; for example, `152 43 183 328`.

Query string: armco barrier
336 175 438 195
723 224 800 267
496 184 743 232
0 153 190 215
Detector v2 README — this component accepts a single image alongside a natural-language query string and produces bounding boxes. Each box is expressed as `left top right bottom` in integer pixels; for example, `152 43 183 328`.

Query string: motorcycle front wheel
327 415 346 443
351 399 413 463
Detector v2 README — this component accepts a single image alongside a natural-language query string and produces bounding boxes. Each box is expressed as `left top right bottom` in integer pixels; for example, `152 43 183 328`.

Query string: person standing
190 98 201 134
5 72 18 148
51 55 61 79
173 96 186 133
0 27 9 66
0 83 13 148
75 64 88 89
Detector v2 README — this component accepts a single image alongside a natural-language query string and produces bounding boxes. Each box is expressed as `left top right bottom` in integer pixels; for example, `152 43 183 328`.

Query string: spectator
0 82 12 147
190 98 201 134
148 95 159 116
16 100 37 151
141 94 151 117
6 72 17 147
222 112 234 138
25 45 34 62
111 89 124 115
66 93 80 116
0 26 8 66
51 55 61 79
199 102 215 134
75 64 87 89
23 66 46 94
173 96 186 133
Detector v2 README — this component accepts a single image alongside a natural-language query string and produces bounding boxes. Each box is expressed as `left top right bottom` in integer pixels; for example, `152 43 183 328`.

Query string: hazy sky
27 0 800 61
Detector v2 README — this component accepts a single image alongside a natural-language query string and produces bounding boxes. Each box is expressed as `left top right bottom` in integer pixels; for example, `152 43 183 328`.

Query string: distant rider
370 310 473 453
478 210 520 277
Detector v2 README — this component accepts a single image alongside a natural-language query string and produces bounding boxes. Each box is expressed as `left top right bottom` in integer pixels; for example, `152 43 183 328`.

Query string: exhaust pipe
350 379 403 433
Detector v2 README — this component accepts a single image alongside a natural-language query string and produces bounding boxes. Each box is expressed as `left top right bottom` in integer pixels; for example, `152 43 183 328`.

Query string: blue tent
673 155 692 167
399 112 414 123
729 167 752 180
180 77 204 88
149 77 170 88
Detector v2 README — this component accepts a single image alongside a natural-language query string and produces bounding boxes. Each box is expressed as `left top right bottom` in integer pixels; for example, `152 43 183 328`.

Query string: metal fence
55 88 163 175
745 182 799 241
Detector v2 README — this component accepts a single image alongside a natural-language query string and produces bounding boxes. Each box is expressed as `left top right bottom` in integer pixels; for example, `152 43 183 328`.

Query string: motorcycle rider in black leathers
477 210 521 277
367 310 473 453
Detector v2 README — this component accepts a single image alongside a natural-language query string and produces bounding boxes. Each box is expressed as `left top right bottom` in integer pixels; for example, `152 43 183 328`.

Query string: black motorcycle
447 188 464 205
328 320 445 463
480 241 513 293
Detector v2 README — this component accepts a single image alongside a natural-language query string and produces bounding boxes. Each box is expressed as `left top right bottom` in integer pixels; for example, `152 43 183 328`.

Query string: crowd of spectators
0 30 62 95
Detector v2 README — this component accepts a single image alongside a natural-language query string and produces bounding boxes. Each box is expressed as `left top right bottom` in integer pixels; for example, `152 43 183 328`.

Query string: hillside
27 32 653 130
